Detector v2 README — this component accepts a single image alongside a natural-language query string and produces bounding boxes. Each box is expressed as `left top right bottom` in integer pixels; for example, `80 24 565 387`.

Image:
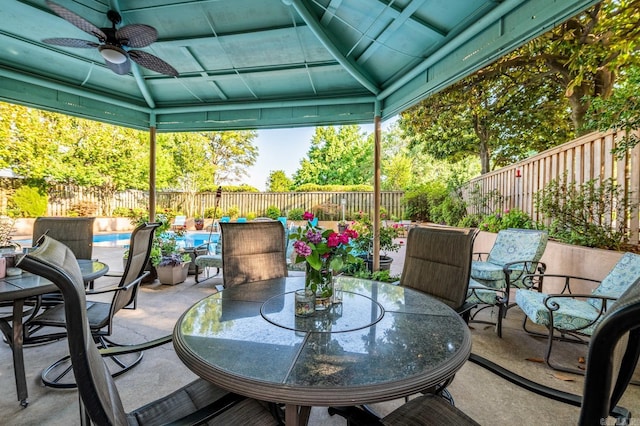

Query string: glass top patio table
0 259 109 407
173 276 472 426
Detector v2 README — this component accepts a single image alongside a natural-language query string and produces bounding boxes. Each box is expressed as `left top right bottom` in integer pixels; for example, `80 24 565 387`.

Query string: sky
245 119 397 191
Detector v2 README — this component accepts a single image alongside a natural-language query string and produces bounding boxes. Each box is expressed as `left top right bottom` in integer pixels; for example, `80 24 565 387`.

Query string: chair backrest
236 217 247 223
173 215 186 225
220 222 288 288
580 278 640 423
588 252 640 310
486 228 548 266
32 217 95 260
17 236 129 424
400 226 478 309
110 223 160 319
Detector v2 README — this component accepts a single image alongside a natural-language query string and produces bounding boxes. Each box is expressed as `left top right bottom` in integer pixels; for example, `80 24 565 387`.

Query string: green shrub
288 208 304 220
224 205 240 219
535 176 633 250
10 185 48 217
68 201 97 217
293 184 373 192
477 209 534 233
265 205 281 219
113 207 132 216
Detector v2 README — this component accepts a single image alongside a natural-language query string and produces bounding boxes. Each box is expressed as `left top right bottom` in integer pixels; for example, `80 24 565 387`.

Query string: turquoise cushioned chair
515 251 640 374
466 228 548 337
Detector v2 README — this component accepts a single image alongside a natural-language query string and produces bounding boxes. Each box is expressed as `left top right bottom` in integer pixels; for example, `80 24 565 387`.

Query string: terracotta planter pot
156 262 190 285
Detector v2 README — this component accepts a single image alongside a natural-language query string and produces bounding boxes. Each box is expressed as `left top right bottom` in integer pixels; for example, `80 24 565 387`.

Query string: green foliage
586 64 640 157
341 258 400 283
293 125 373 187
204 206 221 219
535 175 634 250
288 208 305 220
477 209 534 233
246 212 257 220
221 185 259 193
265 205 281 219
266 170 292 192
224 205 240 219
10 185 47 217
402 182 449 222
466 185 503 216
113 207 132 216
67 201 97 217
293 183 373 192
430 192 468 226
349 212 400 255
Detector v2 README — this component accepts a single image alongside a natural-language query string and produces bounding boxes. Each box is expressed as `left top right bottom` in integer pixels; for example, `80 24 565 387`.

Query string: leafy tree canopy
293 125 373 186
266 170 292 192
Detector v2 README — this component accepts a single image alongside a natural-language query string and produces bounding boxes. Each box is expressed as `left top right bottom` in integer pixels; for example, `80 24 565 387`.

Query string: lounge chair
171 215 186 231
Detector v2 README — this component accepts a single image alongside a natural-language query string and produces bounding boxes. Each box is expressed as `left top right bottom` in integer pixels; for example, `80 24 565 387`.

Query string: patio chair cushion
471 228 548 288
466 279 504 305
515 290 601 335
588 252 640 310
516 252 640 336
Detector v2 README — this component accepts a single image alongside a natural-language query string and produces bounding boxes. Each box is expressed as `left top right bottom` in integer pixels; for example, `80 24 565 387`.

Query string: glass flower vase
305 261 333 311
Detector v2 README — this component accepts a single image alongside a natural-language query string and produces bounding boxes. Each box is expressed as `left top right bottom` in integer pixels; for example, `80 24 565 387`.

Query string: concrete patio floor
1 242 639 425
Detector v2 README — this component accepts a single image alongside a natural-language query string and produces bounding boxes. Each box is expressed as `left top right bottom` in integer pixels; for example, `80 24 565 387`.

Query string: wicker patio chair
17 234 278 426
26 222 160 388
515 251 640 374
466 228 548 337
220 221 288 288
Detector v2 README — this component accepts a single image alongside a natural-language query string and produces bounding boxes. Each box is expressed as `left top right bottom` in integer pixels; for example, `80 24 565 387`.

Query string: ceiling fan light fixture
99 45 127 64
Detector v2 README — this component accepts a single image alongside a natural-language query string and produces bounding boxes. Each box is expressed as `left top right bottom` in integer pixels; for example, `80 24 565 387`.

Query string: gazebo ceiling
1 0 598 132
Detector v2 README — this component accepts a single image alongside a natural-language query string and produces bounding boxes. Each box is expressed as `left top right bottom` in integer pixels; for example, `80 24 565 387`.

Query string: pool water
18 231 220 249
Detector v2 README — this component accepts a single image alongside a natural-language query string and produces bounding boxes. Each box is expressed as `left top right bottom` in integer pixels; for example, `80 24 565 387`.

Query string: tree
400 0 639 174
293 125 373 186
266 170 292 192
401 69 573 173
499 0 640 132
201 131 258 184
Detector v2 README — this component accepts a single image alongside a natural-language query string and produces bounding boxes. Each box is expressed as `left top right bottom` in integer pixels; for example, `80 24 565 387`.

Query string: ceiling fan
42 1 178 77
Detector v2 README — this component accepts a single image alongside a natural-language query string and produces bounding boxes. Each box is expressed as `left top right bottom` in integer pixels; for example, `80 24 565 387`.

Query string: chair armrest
473 252 490 261
85 273 147 295
524 274 601 295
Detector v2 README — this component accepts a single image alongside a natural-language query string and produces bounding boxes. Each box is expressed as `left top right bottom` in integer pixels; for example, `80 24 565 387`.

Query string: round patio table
0 259 109 407
173 276 472 426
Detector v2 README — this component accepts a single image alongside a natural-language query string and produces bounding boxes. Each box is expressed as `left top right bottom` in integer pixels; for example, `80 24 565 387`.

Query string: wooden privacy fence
461 129 640 244
157 191 405 221
29 187 405 221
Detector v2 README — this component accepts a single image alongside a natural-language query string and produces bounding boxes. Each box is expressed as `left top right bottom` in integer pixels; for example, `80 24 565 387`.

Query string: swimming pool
18 231 220 248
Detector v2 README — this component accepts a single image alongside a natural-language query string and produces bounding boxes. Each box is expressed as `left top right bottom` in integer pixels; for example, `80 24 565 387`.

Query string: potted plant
350 211 400 271
123 210 172 283
194 216 205 230
153 237 191 285
0 216 21 255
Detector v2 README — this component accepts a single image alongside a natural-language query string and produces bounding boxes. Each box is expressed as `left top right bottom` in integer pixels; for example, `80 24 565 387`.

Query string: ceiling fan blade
116 24 158 48
45 1 106 42
129 50 178 77
43 38 99 48
104 57 131 75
